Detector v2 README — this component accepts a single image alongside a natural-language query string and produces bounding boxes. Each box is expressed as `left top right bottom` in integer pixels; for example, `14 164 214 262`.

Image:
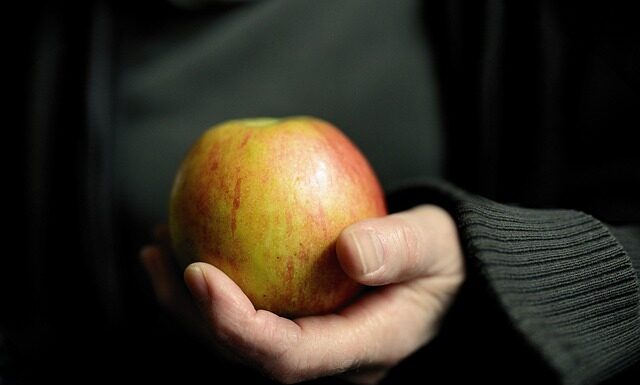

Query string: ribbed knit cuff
387 179 640 385
608 226 640 282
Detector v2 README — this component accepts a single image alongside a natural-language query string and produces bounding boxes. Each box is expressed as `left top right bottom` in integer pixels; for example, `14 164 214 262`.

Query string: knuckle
247 319 308 383
395 220 422 270
262 352 302 384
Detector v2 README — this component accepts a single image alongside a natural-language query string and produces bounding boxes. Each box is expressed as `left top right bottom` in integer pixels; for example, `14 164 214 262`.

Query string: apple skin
169 116 387 318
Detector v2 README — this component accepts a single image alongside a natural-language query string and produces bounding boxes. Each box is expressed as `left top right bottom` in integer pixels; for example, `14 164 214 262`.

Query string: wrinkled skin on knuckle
389 216 423 275
261 350 306 384
401 220 423 270
248 319 308 383
265 333 365 383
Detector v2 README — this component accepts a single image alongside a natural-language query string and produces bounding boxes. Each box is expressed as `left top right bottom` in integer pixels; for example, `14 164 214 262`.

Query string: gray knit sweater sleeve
387 180 640 385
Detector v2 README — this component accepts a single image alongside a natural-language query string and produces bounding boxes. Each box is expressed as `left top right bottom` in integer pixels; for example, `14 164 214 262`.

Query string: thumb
336 205 463 286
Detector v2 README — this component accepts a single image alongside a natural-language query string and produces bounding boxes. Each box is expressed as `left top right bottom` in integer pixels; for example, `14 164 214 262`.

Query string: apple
169 116 386 317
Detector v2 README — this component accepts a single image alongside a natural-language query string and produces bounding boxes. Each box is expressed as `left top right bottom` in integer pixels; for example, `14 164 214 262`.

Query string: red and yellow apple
169 116 386 317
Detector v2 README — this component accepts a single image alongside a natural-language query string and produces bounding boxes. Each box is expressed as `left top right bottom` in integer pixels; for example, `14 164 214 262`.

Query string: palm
141 205 464 384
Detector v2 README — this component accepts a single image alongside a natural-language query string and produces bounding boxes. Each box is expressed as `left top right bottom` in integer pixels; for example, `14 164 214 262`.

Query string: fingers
337 205 463 286
184 262 306 382
140 224 177 307
183 261 451 383
140 245 178 308
140 240 212 340
184 263 399 383
145 207 465 383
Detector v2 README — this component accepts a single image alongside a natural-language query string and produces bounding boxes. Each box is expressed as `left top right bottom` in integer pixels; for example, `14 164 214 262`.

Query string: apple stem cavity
243 117 281 127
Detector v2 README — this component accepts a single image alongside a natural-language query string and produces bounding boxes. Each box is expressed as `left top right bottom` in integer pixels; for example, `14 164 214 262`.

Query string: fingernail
351 229 384 275
184 264 209 303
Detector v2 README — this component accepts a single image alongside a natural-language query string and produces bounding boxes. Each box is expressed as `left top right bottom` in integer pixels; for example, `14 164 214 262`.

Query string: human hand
141 205 465 384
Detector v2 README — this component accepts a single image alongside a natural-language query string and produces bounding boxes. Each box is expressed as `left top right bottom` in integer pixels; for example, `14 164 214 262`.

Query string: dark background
5 0 639 384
